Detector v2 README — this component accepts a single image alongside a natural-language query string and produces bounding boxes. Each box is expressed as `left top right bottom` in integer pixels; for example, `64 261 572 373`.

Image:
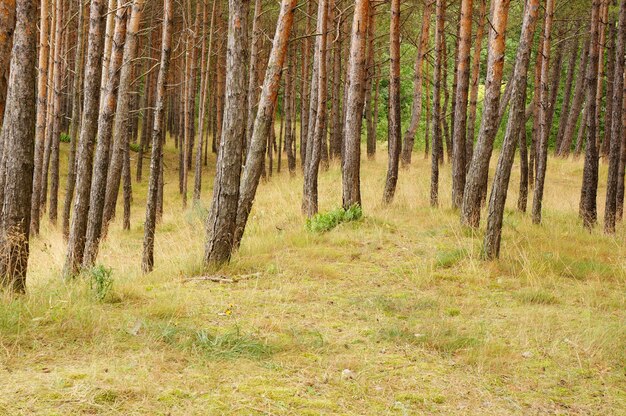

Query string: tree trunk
204 0 249 267
0 0 37 292
603 0 625 233
451 0 473 208
580 0 601 229
555 38 579 154
466 0 487 172
341 0 369 209
63 0 106 278
461 0 511 227
364 6 376 160
558 38 590 157
484 0 540 259
0 0 15 124
142 0 173 273
233 0 296 248
329 0 343 161
382 0 401 204
430 0 445 207
531 0 555 224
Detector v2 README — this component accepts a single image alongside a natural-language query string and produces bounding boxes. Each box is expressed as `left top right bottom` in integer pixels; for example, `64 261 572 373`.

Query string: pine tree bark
531 0 555 225
451 0 473 208
364 6 376 160
382 0 401 204
81 0 129 269
580 0 601 229
461 0 511 227
555 38 579 154
430 0 445 207
0 0 37 292
466 0 486 172
233 0 296 248
63 0 106 278
204 0 249 267
603 0 625 233
484 0 540 259
341 0 369 209
0 0 15 124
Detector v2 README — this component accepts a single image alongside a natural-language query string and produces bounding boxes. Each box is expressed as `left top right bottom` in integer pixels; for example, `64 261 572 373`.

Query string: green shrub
87 265 114 301
306 205 363 233
60 133 71 143
129 143 142 153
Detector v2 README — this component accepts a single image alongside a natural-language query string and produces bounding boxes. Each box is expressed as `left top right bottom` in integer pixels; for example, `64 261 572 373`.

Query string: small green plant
306 204 363 233
59 133 71 143
129 142 142 153
87 265 114 301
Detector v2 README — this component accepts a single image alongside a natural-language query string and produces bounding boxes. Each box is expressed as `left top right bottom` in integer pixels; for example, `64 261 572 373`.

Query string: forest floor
0 140 625 415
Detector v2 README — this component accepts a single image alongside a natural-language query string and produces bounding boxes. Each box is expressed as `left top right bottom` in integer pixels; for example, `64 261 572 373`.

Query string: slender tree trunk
0 0 15 124
601 21 615 159
518 125 529 212
364 6 376 160
461 0 511 227
451 0 473 208
300 0 314 170
382 0 401 204
430 0 445 207
204 0 249 267
63 0 106 278
616 90 626 222
142 0 173 273
484 0 540 259
329 0 343 161
233 0 296 248
603 0 625 233
531 0 555 224
580 0 601 229
341 0 369 209
555 38 579 154
559 38 590 157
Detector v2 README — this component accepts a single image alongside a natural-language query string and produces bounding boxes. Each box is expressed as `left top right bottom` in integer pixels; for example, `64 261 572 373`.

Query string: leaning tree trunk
603 0 625 234
63 0 107 278
580 0 601 229
451 0 473 209
461 0 511 228
82 0 131 269
484 0 540 259
531 0 555 225
382 0 401 204
233 0 297 248
204 0 249 267
0 0 37 292
341 0 369 209
100 0 145 237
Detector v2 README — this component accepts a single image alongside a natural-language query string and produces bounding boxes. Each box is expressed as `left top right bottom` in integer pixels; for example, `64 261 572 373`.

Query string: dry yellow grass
0 140 624 415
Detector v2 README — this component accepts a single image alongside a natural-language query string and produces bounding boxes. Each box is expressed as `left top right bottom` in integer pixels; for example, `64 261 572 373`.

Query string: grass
0 138 624 415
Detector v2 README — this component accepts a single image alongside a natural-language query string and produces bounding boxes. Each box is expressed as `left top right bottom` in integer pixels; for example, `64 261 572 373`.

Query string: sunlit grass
0 139 624 414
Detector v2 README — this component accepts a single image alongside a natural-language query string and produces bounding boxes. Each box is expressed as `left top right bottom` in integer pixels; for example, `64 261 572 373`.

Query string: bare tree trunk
285 48 296 175
233 0 296 248
0 0 37 292
531 0 555 224
382 0 401 204
142 0 173 273
364 6 376 160
580 0 601 229
430 0 445 207
616 91 626 221
204 0 249 267
466 0 486 172
341 0 369 209
559 38 590 157
300 0 314 170
461 0 511 227
518 124 529 212
603 0 625 233
30 0 50 236
451 0 473 208
0 0 15 124
329 0 343 161
555 38 579 154
61 0 87 239
63 0 106 278
100 0 145 237
601 21 615 159
246 0 261 152
303 0 328 217
484 0 540 259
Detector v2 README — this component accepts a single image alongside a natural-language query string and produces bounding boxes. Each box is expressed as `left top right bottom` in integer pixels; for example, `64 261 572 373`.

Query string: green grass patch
305 205 363 233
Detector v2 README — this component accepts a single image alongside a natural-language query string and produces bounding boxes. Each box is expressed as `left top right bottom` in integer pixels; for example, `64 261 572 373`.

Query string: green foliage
59 133 71 143
87 265 114 302
305 205 363 233
193 327 274 360
129 143 141 153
